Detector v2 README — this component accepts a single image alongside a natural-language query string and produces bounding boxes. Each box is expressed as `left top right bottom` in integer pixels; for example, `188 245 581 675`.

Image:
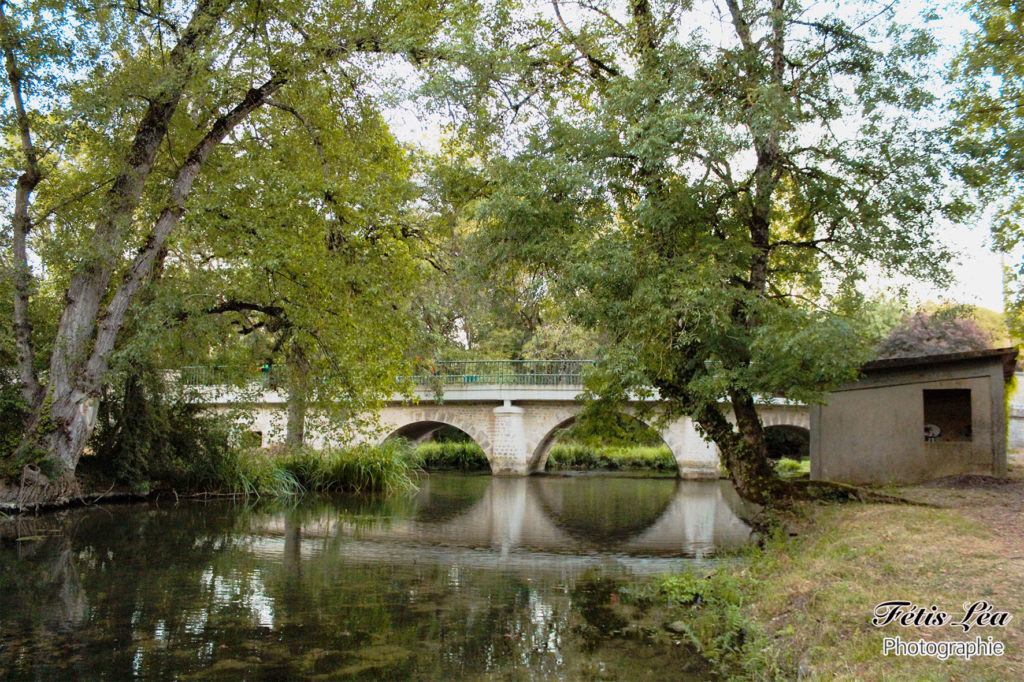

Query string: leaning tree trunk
694 392 789 506
17 72 285 505
8 0 235 505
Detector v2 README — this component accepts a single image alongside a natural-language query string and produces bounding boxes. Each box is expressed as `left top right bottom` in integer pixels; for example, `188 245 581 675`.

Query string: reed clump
545 443 676 471
233 440 420 498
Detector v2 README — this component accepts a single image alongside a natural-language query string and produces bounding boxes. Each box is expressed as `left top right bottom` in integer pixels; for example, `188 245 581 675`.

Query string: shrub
654 570 785 679
0 373 35 481
413 440 490 470
545 442 676 471
877 311 991 359
774 457 809 478
84 367 233 491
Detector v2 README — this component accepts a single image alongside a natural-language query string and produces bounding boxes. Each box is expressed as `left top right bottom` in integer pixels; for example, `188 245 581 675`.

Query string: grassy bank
410 440 679 472
73 439 421 500
643 455 1024 680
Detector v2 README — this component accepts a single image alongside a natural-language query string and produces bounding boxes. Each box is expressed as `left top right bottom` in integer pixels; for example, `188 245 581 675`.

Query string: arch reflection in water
262 474 755 562
0 478 744 680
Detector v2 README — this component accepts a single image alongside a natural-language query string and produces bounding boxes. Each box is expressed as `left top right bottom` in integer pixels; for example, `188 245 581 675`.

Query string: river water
0 473 754 680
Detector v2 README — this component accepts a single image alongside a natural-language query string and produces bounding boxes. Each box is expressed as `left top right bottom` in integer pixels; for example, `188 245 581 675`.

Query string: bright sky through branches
384 0 1009 313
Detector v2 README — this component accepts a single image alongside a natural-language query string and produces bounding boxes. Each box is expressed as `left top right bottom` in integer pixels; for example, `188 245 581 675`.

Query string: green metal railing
172 360 594 389
175 366 279 387
405 360 593 386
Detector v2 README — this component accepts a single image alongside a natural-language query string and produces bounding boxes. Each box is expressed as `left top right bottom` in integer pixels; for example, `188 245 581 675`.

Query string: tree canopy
1 0 1010 507
0 0 469 500
876 310 993 359
462 0 962 502
952 0 1024 333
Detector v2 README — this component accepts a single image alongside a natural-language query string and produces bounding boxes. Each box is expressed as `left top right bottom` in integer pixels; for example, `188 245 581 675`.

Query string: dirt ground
902 451 1024 553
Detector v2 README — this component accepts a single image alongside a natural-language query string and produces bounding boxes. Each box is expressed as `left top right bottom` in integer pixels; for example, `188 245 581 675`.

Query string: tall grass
546 443 676 471
232 440 420 498
412 441 489 471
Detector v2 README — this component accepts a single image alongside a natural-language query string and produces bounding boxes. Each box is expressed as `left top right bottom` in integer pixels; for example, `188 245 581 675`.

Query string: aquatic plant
412 441 489 470
545 443 676 471
236 440 420 497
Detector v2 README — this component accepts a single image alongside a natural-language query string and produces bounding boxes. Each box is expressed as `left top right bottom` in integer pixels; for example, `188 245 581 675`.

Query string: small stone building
810 348 1018 485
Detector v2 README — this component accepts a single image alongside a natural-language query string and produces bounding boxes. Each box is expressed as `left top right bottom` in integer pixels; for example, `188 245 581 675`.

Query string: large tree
152 79 422 448
472 0 959 503
951 0 1024 334
1 0 462 501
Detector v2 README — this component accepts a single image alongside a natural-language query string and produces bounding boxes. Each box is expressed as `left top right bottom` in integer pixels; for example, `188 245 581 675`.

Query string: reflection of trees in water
0 487 723 679
0 503 279 679
0 516 87 636
532 476 677 544
411 474 491 523
0 502 580 679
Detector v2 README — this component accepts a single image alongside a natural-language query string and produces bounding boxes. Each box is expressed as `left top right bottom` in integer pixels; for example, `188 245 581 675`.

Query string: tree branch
552 0 619 80
86 73 288 388
1 0 42 405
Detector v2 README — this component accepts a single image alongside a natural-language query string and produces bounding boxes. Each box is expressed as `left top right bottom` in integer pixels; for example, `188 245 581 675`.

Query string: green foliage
85 367 233 491
545 443 675 471
656 573 706 605
412 440 489 471
654 570 786 680
0 373 34 480
560 412 664 449
952 1 1024 337
774 458 810 478
234 441 420 497
2 0 476 476
459 0 958 503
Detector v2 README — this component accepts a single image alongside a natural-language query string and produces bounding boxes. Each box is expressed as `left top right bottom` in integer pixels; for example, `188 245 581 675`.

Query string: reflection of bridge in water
253 476 755 566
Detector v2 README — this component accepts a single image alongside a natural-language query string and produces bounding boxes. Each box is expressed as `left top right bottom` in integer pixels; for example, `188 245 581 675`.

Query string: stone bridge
374 384 809 478
192 361 810 479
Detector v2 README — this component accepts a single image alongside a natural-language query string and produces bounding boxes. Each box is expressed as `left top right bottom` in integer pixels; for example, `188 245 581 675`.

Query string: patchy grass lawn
661 452 1024 680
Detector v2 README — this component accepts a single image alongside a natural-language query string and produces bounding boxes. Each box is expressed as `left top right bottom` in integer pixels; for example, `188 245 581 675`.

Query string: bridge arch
757 407 810 460
379 406 493 464
759 407 810 430
526 409 679 474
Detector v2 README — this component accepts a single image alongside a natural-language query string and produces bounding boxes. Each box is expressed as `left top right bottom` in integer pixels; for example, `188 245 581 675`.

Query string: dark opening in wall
923 389 972 442
240 431 263 449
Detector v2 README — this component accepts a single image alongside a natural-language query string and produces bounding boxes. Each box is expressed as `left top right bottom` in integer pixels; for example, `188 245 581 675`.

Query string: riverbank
645 452 1024 680
1 441 420 513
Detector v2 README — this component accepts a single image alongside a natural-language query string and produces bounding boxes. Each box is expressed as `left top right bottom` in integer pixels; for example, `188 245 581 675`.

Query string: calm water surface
0 474 753 680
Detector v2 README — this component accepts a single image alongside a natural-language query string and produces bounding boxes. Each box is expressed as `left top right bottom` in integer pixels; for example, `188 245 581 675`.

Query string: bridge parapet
405 360 594 387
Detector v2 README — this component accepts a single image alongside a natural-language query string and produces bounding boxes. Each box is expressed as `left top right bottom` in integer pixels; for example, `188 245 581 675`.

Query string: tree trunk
694 394 788 506
12 0 234 496
1 3 43 406
285 343 311 449
22 75 287 490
